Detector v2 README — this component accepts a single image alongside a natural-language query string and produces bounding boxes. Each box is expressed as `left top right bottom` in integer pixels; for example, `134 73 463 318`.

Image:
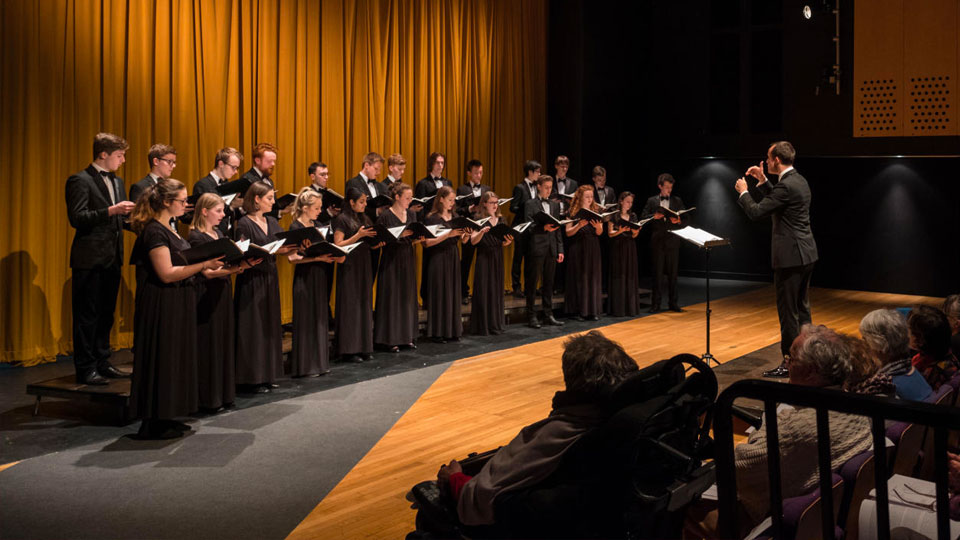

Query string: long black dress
130 220 198 420
188 228 235 409
424 214 462 339
234 215 283 385
332 213 374 356
608 212 640 317
468 221 506 335
290 219 331 376
564 223 603 317
374 208 419 346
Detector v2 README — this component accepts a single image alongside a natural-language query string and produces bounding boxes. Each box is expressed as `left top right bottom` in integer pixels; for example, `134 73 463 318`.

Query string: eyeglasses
159 158 177 166
224 163 240 171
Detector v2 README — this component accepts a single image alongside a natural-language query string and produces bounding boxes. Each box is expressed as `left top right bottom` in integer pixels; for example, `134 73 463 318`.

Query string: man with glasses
735 141 818 377
306 161 340 224
195 147 243 235
130 144 176 202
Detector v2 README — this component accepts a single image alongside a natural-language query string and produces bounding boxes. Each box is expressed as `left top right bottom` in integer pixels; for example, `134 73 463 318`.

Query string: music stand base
701 352 720 367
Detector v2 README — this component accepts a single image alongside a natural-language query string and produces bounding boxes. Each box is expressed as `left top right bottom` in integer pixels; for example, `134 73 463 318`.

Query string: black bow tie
368 179 376 184
660 195 669 201
99 171 113 179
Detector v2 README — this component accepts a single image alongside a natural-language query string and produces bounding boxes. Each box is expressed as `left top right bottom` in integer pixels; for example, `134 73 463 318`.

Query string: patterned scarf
849 371 896 396
878 358 912 378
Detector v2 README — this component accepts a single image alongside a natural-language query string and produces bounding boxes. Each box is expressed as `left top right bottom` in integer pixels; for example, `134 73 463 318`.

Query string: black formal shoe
588 315 600 321
405 342 417 350
77 370 109 386
389 345 400 353
512 289 525 298
165 420 192 432
668 305 684 313
544 315 564 326
268 383 280 388
528 316 542 329
648 306 661 314
571 315 585 322
255 385 271 394
98 364 131 379
432 337 447 344
763 362 790 378
342 355 364 363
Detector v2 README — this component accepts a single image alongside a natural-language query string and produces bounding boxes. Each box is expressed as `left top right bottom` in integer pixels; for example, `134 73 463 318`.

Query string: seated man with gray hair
943 294 960 359
860 308 933 401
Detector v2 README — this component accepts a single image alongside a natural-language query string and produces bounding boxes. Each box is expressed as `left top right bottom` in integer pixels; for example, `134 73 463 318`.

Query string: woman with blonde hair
564 185 604 321
468 191 513 335
188 193 257 411
287 187 342 376
129 179 223 439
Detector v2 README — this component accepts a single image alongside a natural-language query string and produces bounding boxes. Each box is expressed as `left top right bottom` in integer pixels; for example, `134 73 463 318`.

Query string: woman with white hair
860 308 933 401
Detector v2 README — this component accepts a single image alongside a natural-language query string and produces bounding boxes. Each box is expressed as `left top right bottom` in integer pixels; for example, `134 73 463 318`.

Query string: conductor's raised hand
734 177 749 195
746 161 767 183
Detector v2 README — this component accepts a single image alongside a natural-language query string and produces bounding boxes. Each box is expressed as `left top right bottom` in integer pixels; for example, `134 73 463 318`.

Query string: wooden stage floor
286 285 943 539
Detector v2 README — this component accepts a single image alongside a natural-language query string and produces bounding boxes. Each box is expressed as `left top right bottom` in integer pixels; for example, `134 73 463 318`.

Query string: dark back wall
547 0 960 297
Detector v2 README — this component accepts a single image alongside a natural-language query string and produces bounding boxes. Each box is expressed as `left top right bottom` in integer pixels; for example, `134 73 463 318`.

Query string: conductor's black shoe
98 364 131 379
648 306 661 314
763 363 790 378
668 305 684 313
528 316 542 329
544 315 564 326
77 369 109 386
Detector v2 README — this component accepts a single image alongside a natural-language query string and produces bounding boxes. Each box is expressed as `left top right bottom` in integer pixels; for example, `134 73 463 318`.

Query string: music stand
670 226 731 367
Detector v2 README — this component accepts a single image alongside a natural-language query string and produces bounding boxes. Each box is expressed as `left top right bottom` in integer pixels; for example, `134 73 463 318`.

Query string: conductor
735 141 818 377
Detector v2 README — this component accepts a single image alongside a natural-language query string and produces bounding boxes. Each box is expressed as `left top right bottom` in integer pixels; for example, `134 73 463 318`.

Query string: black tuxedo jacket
455 183 491 216
193 173 224 196
592 185 617 207
414 175 452 200
737 169 818 269
240 167 272 190
345 174 387 220
65 165 126 269
129 174 159 202
510 180 538 225
194 174 231 234
552 177 578 198
640 194 687 246
523 197 564 258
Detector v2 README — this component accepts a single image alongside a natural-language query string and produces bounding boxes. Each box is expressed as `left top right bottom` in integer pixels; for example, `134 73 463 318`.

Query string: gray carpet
0 363 449 540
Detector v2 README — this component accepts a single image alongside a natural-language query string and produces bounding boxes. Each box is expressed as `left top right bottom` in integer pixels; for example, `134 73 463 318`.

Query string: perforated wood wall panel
854 0 959 137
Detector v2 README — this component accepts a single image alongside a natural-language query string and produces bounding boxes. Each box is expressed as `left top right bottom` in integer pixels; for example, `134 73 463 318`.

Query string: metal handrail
714 379 960 540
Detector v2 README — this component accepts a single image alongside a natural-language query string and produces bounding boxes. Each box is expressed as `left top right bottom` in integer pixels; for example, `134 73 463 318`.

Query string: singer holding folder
333 189 381 363
564 185 604 321
468 191 513 335
287 188 342 377
522 175 565 329
128 179 223 439
607 192 642 317
188 193 256 412
422 187 469 343
234 182 296 393
640 173 687 313
374 183 421 352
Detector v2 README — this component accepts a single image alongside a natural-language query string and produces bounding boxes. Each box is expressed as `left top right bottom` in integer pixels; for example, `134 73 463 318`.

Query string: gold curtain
0 0 547 366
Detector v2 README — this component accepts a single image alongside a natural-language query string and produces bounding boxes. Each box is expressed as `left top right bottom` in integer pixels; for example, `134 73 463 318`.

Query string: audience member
907 305 960 391
437 330 638 527
860 308 933 401
942 294 960 359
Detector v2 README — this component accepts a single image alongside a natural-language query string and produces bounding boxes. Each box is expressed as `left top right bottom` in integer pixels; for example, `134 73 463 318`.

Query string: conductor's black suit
737 168 818 357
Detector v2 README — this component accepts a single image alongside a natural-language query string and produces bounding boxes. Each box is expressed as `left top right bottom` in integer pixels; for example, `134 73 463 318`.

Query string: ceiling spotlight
802 0 836 20
803 5 813 19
